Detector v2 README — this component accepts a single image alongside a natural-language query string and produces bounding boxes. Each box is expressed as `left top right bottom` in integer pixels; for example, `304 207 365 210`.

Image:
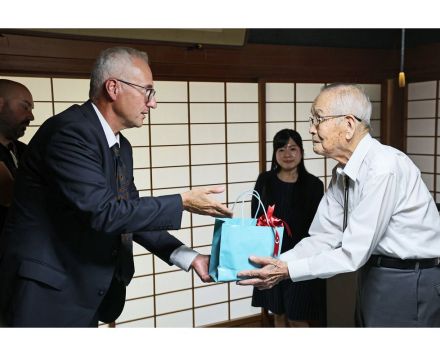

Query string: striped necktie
111 143 134 286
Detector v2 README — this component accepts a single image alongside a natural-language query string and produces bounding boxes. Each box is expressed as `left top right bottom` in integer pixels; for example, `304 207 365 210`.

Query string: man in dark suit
0 79 34 235
0 47 232 327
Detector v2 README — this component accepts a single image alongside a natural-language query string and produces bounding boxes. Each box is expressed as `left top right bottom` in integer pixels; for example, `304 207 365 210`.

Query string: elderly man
0 79 34 233
238 83 440 327
0 47 232 327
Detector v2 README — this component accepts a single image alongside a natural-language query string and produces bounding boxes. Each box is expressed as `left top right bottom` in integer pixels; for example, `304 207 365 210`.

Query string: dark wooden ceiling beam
0 32 400 83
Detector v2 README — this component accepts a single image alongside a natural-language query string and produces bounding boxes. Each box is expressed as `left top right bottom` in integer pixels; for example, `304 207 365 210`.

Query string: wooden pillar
258 81 267 173
381 79 407 151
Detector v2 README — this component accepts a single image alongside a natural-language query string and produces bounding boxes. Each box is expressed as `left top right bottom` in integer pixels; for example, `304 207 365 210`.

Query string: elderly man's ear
345 115 358 139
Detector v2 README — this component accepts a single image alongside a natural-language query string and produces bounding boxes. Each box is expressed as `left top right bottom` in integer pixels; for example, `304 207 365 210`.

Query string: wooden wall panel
0 31 399 82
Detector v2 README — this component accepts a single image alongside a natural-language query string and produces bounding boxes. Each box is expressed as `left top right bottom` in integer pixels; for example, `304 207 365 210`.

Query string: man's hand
191 254 212 283
181 185 233 218
236 256 289 290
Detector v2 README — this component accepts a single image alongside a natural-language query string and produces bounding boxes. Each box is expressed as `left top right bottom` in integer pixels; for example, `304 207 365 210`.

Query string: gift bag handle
231 189 282 257
231 189 270 224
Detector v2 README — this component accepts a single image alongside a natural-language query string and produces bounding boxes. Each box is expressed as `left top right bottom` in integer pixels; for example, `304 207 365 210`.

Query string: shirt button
98 290 105 296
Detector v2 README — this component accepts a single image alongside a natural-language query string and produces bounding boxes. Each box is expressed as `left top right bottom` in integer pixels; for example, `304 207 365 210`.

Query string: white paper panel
53 78 89 101
194 303 228 327
407 119 436 136
190 82 224 102
133 254 153 277
156 290 193 315
407 137 435 155
227 103 258 122
151 166 189 189
155 270 192 294
194 284 228 307
304 158 326 177
123 125 149 146
156 310 193 327
230 297 261 319
132 147 150 168
151 146 189 167
266 103 295 122
266 83 294 102
150 125 188 146
126 275 153 299
117 297 154 323
408 81 437 100
31 102 53 126
150 103 188 124
228 162 259 183
227 142 259 162
191 164 226 186
296 83 324 101
190 124 225 144
190 103 225 123
227 123 258 143
191 144 225 165
154 81 188 102
226 82 258 102
407 100 436 118
192 225 215 247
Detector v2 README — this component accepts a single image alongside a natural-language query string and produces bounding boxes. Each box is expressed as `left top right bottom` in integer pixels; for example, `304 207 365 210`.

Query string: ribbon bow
256 205 292 257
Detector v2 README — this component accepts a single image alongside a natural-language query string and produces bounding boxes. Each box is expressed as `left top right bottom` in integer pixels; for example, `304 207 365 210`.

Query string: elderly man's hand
236 256 289 289
191 254 213 283
181 185 233 218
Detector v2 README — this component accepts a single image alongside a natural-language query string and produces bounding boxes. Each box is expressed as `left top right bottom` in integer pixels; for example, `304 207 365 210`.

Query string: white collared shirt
91 103 197 271
281 134 440 282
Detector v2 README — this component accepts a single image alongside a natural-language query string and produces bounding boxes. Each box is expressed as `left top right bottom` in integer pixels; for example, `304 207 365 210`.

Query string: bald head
0 79 34 145
0 79 31 100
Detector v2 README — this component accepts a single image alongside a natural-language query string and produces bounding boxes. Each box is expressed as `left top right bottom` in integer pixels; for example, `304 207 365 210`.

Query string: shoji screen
265 83 382 189
407 81 438 201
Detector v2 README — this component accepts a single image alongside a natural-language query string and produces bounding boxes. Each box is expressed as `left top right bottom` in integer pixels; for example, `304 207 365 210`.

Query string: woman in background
251 129 326 327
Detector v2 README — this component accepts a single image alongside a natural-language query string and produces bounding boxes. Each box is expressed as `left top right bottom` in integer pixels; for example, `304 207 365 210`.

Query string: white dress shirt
92 103 197 271
281 134 440 282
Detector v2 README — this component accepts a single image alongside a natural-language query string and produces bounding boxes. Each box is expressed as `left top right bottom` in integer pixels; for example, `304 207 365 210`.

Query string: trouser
356 262 440 327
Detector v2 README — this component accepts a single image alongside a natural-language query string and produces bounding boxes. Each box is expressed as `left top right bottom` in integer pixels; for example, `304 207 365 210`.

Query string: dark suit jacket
0 101 184 326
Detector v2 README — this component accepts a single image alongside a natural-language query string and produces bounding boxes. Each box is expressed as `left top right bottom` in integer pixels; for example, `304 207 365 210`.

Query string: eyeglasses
115 79 156 102
309 114 362 127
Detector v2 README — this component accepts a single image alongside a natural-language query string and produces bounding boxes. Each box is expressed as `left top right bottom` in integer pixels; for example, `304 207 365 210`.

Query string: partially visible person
251 129 325 327
0 79 34 234
0 47 232 327
238 83 440 327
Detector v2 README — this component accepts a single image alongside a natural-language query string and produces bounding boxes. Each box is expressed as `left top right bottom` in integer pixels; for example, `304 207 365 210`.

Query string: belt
367 255 440 270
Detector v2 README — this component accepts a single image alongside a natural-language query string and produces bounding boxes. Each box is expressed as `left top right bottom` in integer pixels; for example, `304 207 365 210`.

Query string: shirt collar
91 102 120 148
337 133 373 181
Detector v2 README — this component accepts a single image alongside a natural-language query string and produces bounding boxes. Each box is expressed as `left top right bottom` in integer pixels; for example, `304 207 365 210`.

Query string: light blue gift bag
209 190 284 282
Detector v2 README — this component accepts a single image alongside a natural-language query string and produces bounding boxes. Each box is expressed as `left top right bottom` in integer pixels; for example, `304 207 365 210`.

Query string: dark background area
247 29 440 49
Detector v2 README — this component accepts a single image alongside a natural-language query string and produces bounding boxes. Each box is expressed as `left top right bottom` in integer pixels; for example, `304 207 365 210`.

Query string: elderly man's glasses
309 114 361 127
116 79 156 102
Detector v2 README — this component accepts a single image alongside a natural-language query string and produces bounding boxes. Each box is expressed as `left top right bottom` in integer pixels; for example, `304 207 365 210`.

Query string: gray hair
319 83 372 127
89 47 149 100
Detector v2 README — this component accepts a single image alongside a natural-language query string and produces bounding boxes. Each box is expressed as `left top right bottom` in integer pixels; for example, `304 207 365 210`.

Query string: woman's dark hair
270 129 308 179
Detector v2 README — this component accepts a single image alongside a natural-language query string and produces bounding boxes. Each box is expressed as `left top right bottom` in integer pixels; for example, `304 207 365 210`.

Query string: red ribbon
256 205 292 257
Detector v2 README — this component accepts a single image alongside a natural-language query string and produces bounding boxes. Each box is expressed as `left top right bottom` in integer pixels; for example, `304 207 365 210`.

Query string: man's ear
345 115 357 140
104 79 118 101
